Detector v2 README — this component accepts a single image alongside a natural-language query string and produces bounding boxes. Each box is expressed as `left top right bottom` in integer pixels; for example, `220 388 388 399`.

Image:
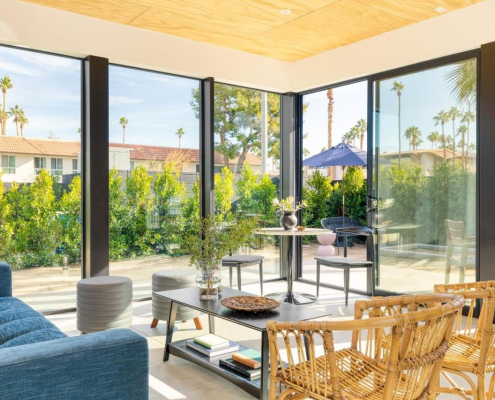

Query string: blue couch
0 262 149 399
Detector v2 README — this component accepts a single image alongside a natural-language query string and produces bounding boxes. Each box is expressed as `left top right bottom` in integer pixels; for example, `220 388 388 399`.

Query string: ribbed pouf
151 269 202 329
77 276 133 334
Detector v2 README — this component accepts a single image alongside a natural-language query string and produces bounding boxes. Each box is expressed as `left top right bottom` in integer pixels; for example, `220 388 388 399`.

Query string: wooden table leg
163 301 178 362
193 316 203 330
260 330 269 400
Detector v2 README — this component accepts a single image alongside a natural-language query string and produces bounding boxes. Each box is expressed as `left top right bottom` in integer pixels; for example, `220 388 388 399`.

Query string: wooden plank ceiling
23 0 485 61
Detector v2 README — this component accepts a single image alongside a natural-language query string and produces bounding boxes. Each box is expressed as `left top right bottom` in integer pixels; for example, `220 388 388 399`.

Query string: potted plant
272 196 307 230
184 215 258 300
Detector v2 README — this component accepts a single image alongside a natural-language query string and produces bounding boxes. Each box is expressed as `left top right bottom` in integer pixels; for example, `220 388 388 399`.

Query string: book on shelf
193 334 229 350
219 358 261 380
232 349 261 369
186 339 239 358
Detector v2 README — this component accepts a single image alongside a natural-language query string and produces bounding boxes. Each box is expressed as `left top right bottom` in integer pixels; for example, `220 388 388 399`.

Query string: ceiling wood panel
353 0 484 22
23 0 149 25
22 0 486 61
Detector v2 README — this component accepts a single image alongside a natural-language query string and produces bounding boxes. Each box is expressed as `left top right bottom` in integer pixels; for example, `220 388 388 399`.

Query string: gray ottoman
151 269 202 330
77 276 133 334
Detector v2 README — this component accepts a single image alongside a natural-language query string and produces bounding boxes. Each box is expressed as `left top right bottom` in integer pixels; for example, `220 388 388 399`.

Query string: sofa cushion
0 298 67 349
0 297 28 312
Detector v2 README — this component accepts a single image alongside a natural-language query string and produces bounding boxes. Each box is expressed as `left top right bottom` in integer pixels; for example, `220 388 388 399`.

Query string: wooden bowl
221 296 280 313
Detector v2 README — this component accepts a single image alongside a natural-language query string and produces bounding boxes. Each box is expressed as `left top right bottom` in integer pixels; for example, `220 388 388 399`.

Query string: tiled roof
0 136 262 165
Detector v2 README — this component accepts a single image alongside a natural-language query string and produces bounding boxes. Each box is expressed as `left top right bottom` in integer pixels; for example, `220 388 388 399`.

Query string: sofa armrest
0 329 149 400
0 262 12 297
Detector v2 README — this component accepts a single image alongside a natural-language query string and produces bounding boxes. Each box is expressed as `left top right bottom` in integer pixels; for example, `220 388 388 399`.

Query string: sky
301 60 477 160
0 45 477 161
0 46 200 147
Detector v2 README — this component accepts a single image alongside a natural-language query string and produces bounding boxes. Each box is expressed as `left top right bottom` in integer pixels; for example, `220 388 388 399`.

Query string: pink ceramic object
317 233 336 245
316 245 336 257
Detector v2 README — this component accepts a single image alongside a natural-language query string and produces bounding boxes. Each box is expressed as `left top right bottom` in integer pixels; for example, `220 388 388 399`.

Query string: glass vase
196 264 222 301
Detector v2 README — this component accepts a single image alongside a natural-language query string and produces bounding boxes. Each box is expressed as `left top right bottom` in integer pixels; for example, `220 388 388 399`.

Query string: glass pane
213 84 282 291
301 81 369 291
373 58 477 293
108 65 200 299
0 46 82 312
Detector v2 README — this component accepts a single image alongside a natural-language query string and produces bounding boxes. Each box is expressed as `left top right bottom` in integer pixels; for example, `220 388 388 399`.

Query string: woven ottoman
77 276 133 334
151 269 202 330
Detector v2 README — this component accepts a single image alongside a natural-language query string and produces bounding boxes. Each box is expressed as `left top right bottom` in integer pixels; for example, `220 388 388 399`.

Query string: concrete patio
13 243 475 313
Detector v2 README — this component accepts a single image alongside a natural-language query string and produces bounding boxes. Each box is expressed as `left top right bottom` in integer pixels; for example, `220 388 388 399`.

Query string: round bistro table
255 227 335 305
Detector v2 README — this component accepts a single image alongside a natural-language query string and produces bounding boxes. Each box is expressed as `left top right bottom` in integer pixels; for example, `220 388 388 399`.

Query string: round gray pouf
77 276 133 334
152 270 201 324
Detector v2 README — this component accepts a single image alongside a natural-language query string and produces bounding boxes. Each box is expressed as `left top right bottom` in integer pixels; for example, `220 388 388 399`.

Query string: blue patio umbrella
303 143 367 220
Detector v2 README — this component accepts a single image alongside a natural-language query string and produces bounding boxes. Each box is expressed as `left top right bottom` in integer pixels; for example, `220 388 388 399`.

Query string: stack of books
186 334 239 357
220 349 262 380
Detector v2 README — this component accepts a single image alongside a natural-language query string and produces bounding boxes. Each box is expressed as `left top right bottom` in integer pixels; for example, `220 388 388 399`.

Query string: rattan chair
434 281 495 399
267 293 464 400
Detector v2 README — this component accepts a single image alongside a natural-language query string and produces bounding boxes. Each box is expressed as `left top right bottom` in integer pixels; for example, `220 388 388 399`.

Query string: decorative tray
221 296 280 313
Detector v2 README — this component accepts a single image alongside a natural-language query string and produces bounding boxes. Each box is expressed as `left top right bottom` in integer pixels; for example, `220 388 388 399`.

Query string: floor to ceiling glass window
372 58 477 293
0 46 82 312
301 81 369 290
212 84 281 291
108 65 200 299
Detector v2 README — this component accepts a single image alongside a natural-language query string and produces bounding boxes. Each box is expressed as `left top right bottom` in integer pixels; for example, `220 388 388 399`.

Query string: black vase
279 211 297 230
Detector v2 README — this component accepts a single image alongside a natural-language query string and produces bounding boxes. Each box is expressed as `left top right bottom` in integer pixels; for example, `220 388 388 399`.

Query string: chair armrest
0 262 12 297
0 329 149 400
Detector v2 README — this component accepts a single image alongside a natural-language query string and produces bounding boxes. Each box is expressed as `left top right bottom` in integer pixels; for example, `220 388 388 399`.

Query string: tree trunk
360 134 364 150
15 121 19 137
442 125 446 159
398 95 402 168
123 127 125 144
219 121 229 169
327 89 334 177
179 135 181 149
466 123 470 169
2 91 5 136
452 120 456 167
236 147 249 174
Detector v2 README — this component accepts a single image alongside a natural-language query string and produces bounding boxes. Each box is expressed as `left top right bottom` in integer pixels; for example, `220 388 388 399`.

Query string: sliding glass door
372 57 478 294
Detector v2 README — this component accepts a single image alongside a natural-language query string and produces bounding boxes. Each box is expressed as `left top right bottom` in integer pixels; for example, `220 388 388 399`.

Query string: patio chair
315 226 375 305
267 293 464 400
434 281 495 399
445 219 475 284
321 217 366 254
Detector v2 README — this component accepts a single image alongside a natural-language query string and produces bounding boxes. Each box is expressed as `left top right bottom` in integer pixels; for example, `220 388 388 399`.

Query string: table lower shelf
168 339 261 398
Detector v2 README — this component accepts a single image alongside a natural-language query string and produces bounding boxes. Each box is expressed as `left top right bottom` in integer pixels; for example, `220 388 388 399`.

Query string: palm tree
461 110 475 163
349 126 360 147
8 105 22 137
445 59 477 107
355 118 366 150
391 80 404 168
427 132 440 149
449 106 461 167
327 89 334 177
19 111 28 137
405 126 422 150
342 131 352 144
0 108 4 135
457 124 468 168
175 127 185 149
119 117 128 144
433 110 450 160
0 76 13 136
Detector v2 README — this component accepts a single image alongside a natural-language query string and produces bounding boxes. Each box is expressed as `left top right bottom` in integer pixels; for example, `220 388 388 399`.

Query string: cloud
16 51 80 73
109 95 144 105
0 59 44 77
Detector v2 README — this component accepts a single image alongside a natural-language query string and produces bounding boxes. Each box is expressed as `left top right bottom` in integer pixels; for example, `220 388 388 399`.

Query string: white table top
255 227 334 236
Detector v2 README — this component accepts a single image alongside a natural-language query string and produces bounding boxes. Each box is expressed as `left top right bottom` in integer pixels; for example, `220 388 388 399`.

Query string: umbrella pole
342 166 346 226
